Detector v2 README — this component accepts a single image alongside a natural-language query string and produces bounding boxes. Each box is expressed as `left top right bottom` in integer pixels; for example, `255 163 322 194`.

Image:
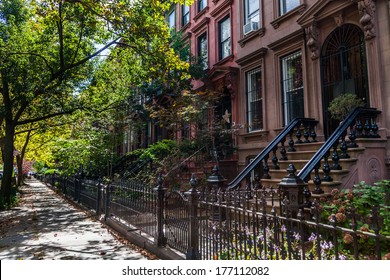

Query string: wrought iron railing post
154 174 167 247
185 174 200 260
278 164 306 218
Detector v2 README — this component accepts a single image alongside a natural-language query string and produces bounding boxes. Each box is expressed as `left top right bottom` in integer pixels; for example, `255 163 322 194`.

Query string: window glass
245 0 260 24
281 51 304 125
279 0 300 16
198 34 208 69
247 68 263 131
168 10 175 29
182 5 190 26
219 16 231 60
198 0 207 12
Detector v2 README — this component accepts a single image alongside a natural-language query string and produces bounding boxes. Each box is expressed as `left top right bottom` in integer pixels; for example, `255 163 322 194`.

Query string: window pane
168 10 175 29
182 5 189 26
198 34 208 69
198 0 207 12
245 0 260 23
280 0 300 15
219 17 231 59
247 69 263 131
281 51 304 125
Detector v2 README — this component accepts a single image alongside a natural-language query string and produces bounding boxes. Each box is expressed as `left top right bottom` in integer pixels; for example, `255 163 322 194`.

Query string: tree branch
16 108 80 126
58 1 65 71
7 52 54 76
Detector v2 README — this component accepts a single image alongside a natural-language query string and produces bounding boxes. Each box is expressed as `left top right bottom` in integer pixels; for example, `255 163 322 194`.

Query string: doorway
320 24 369 137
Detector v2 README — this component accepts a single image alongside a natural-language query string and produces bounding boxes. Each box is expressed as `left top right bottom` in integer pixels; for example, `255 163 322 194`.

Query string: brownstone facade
127 0 390 182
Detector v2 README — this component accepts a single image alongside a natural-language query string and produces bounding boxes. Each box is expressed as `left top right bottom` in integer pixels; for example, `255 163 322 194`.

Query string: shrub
328 93 365 120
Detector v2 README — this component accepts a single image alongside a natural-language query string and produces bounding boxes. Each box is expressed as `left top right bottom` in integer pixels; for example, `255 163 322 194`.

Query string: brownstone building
123 0 390 187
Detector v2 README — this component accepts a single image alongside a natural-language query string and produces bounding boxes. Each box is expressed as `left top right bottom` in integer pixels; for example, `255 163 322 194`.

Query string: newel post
185 174 200 260
278 164 307 217
154 173 167 247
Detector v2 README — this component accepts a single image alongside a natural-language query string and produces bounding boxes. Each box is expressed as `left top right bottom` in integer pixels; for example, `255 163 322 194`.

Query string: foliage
0 185 19 210
319 180 390 258
128 139 178 162
328 93 365 120
43 169 60 176
1 0 190 204
213 223 346 260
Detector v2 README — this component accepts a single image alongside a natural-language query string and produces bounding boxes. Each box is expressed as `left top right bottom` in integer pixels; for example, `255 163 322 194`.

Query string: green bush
128 139 178 161
43 169 60 175
328 93 365 120
320 180 390 258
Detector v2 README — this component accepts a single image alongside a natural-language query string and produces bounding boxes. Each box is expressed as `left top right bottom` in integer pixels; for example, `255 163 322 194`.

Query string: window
219 16 231 60
244 0 260 24
246 68 263 131
198 33 208 69
182 5 190 26
279 0 300 16
168 10 175 29
198 0 207 12
281 51 304 125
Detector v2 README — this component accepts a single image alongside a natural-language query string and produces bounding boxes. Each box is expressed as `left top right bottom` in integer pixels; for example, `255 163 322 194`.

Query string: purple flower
293 232 301 241
308 233 317 242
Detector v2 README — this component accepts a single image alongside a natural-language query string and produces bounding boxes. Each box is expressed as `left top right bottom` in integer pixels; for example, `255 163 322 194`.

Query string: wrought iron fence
109 179 157 238
45 171 389 260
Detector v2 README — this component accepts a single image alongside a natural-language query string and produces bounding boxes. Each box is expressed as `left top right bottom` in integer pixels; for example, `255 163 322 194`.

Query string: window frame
218 15 231 60
279 0 300 16
280 50 304 125
244 0 260 24
182 4 190 26
168 9 175 30
246 68 263 132
198 0 207 13
198 33 208 70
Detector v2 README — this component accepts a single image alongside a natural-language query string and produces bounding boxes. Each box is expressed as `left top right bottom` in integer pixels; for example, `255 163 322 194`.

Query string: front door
321 24 369 137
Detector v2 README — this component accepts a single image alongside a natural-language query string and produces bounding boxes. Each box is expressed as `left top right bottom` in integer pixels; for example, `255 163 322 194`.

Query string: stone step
266 168 350 181
276 157 358 170
260 178 342 193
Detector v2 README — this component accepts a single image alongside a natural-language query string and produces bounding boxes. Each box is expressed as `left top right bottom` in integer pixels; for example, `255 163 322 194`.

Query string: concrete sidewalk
0 179 151 260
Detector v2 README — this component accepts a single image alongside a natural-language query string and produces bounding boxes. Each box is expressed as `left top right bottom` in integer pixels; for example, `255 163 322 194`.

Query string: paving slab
0 179 150 260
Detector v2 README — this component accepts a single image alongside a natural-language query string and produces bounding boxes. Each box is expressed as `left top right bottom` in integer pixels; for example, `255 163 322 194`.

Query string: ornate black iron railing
227 118 319 190
298 107 381 194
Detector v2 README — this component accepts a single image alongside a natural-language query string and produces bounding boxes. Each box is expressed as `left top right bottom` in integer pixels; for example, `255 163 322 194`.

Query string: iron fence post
74 177 79 201
96 180 102 216
104 181 111 221
185 174 200 260
154 174 167 247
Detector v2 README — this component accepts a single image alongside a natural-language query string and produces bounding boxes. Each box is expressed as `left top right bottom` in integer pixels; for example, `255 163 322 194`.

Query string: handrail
165 146 208 177
124 157 152 178
297 107 381 181
227 118 318 190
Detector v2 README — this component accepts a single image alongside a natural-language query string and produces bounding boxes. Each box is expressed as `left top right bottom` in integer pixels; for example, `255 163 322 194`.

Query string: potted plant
328 93 365 121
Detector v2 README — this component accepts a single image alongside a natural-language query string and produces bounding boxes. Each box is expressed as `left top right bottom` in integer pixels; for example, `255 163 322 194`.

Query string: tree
0 0 189 207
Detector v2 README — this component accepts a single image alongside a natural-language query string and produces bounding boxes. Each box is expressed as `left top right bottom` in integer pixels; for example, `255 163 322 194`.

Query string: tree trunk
16 130 32 187
0 123 16 207
16 154 23 187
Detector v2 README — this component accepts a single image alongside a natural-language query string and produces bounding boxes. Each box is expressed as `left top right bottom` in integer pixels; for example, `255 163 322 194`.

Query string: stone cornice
238 27 266 47
210 0 233 17
267 29 305 50
190 17 210 34
236 47 268 66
